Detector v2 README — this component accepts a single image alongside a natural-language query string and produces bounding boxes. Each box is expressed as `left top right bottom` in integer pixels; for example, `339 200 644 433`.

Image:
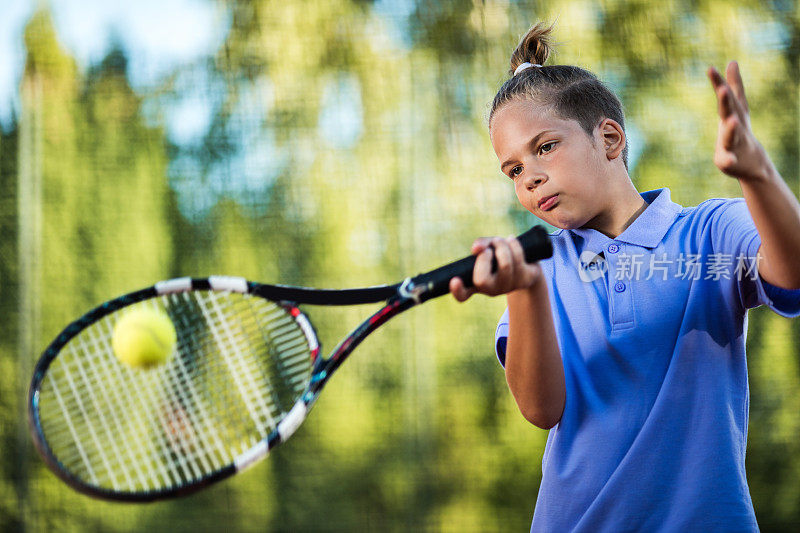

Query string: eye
509 165 523 178
538 141 556 155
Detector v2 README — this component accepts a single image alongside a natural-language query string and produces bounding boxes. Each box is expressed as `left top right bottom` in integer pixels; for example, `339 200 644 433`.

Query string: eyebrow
500 130 555 173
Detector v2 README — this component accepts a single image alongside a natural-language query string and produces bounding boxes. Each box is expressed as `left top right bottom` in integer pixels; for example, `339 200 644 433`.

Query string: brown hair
490 22 629 169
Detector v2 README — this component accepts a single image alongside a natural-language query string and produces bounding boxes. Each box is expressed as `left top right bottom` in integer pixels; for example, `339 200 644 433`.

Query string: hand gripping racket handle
408 226 552 303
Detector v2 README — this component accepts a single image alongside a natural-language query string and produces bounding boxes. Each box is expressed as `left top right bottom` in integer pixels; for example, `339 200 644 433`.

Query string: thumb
449 276 475 302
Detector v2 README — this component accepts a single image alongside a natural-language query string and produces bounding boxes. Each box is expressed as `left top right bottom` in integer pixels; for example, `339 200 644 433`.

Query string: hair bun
509 22 555 76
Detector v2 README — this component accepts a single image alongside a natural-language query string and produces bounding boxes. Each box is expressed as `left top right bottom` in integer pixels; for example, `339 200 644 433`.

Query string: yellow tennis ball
112 307 177 368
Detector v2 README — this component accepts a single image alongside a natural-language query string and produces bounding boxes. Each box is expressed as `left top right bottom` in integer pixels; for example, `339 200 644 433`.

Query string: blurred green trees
1 0 799 531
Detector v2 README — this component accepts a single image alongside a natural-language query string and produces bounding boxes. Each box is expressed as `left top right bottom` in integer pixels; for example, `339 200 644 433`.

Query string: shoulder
671 197 752 235
671 196 758 257
682 197 748 221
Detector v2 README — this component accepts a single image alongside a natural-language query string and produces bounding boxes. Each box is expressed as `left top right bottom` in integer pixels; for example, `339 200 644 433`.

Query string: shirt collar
569 188 683 251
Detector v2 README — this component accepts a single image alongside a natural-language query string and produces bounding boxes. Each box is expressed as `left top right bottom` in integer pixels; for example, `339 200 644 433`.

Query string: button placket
607 243 635 329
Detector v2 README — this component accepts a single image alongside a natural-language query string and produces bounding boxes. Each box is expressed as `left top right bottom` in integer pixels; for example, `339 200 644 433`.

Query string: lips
538 194 559 211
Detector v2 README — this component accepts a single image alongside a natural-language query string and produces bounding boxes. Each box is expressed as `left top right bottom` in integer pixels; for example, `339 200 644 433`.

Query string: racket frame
27 276 411 501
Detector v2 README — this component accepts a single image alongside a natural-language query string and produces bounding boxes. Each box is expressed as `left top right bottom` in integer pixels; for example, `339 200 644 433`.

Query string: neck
582 180 648 239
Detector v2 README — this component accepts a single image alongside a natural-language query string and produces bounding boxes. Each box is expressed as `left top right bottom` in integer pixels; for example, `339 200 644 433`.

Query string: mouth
538 194 559 211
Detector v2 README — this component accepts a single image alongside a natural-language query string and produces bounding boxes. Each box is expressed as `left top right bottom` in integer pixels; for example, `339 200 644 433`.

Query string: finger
726 61 749 115
472 247 495 288
708 66 741 121
506 235 526 267
470 237 493 255
721 115 740 150
707 65 725 90
717 85 735 119
715 62 747 122
491 238 516 291
492 237 514 273
505 236 530 289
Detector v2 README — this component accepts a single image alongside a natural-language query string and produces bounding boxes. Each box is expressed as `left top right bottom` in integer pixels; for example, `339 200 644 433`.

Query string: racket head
28 276 320 501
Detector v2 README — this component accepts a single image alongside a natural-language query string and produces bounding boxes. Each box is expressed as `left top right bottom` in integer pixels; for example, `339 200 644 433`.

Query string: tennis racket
28 226 552 502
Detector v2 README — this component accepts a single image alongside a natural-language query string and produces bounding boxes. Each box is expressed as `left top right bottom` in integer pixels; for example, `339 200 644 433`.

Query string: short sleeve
711 199 800 317
495 308 509 367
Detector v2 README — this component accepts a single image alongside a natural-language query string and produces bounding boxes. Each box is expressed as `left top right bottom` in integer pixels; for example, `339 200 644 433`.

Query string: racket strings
36 291 314 493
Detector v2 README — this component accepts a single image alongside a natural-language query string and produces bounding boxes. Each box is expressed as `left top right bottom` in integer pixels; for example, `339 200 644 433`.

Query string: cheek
514 181 533 208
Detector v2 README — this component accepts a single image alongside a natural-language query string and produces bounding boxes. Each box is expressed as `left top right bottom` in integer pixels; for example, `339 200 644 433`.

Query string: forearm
504 277 565 429
739 163 800 289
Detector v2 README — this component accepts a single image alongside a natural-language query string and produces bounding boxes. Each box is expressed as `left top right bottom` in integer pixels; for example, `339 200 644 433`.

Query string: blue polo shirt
495 188 800 532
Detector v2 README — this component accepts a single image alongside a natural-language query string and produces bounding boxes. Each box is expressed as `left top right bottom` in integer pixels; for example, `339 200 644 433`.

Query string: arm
708 61 800 289
505 276 565 428
450 237 565 429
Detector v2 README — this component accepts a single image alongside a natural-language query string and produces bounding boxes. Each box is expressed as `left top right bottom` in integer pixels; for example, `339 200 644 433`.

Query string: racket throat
398 277 427 303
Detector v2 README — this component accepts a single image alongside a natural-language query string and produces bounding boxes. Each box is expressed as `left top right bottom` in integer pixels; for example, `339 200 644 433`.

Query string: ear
598 119 626 161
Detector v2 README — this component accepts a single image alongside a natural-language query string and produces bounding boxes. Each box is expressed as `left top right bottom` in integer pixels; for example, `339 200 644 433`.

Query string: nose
522 173 546 191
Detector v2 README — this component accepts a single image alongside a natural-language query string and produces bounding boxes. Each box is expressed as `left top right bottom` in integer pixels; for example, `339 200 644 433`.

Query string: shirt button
607 243 620 254
614 282 626 293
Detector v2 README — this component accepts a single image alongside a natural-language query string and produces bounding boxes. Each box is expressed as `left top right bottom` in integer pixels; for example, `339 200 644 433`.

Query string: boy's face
490 99 614 230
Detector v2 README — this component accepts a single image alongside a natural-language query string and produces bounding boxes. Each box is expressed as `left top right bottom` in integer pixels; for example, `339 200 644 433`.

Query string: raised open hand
707 61 772 183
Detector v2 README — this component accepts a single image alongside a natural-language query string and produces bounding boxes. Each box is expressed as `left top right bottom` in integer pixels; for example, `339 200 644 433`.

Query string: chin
541 214 581 230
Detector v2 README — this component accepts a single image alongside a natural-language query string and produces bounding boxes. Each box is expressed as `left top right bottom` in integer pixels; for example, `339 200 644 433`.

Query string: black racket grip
409 226 552 302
